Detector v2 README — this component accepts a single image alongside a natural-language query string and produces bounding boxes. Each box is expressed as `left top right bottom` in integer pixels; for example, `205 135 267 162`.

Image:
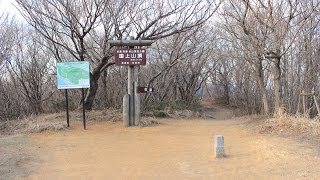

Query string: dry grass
166 110 202 119
72 109 123 123
0 108 163 135
0 113 68 135
0 109 123 135
258 107 320 138
138 117 160 127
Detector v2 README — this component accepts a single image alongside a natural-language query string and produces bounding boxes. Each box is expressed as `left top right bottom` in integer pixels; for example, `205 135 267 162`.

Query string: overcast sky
0 0 24 20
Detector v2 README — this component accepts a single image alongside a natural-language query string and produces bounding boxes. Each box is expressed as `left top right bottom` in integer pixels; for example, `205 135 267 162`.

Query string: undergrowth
259 107 320 138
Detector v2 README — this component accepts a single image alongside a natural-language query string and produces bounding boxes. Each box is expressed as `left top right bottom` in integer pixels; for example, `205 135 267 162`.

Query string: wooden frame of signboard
110 39 153 127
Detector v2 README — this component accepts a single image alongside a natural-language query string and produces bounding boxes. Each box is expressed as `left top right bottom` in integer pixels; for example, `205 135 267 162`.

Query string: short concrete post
134 93 140 126
123 94 130 127
214 135 225 158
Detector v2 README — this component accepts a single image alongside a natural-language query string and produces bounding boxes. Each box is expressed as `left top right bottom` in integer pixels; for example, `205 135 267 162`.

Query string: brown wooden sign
114 48 146 66
137 87 154 93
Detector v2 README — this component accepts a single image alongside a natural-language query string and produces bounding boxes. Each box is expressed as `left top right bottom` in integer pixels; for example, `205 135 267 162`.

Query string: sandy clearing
0 135 35 180
26 118 320 180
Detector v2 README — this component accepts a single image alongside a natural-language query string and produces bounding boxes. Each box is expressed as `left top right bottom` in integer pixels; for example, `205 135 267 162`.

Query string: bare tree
219 0 270 114
7 27 52 114
244 0 319 114
218 0 320 115
135 26 217 109
16 0 222 110
0 13 15 70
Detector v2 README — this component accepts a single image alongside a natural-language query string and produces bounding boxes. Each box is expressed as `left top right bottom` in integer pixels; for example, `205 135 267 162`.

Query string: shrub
153 110 169 118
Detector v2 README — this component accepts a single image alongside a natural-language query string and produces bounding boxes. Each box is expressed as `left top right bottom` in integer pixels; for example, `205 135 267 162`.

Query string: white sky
0 0 24 20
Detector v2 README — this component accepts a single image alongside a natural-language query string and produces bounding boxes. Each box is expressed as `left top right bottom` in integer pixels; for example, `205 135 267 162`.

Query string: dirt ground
2 105 320 179
0 135 34 180
25 119 320 179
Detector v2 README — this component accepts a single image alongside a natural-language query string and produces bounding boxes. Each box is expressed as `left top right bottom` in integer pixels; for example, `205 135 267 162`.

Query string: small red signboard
137 87 154 93
114 48 146 66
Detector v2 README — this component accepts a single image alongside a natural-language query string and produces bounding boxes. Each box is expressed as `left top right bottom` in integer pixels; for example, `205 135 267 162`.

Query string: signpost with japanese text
110 39 154 127
137 87 154 93
114 48 146 66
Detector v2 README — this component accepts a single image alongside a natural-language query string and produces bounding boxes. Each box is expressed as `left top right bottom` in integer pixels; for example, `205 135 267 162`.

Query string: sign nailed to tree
114 48 146 66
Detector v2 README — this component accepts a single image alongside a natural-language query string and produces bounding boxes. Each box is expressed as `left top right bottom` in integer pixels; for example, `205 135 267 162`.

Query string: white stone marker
214 135 225 158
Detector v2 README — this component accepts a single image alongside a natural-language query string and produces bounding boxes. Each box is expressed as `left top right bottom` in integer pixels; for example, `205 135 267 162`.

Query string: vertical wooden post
128 66 134 126
313 95 320 116
111 38 152 127
134 47 141 126
302 90 306 117
296 94 301 115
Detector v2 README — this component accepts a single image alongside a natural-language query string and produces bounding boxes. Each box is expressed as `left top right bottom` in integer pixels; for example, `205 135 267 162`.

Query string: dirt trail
26 110 320 179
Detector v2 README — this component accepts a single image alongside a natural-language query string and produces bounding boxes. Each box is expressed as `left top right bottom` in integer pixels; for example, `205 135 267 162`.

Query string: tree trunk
273 57 281 114
224 83 230 105
102 70 108 108
254 60 269 115
261 84 269 115
80 56 114 110
83 72 100 110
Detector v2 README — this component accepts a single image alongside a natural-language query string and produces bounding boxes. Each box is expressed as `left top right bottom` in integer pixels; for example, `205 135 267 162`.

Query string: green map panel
57 61 90 89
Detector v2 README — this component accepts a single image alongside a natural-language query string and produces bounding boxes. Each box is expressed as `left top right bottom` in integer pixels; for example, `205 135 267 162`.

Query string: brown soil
26 117 320 179
3 104 320 179
0 135 34 180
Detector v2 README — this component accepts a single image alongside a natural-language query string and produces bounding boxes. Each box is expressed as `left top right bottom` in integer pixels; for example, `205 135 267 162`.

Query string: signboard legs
63 88 86 129
124 66 141 127
82 88 86 129
65 89 70 127
57 61 90 130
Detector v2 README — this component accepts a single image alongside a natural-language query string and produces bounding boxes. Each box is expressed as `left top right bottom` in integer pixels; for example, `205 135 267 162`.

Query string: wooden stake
302 90 306 117
296 94 301 115
313 95 320 115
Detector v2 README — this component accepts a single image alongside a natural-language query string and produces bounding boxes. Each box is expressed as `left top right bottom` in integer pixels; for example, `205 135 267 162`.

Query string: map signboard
114 48 146 66
57 61 90 89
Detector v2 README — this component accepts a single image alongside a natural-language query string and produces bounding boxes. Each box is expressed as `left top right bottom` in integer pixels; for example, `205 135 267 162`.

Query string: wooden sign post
110 38 153 127
296 90 320 117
